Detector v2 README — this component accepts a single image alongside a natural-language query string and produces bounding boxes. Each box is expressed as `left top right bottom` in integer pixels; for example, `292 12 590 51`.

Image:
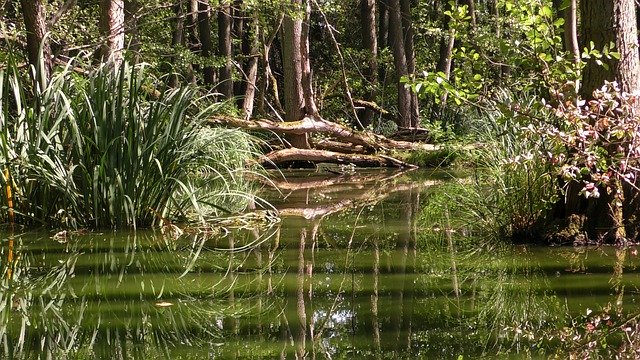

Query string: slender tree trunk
400 0 419 127
300 0 318 117
564 0 580 64
360 0 378 128
388 0 411 127
436 1 455 109
242 15 260 119
98 0 125 64
169 0 185 87
378 0 389 49
20 0 52 81
282 0 310 148
217 0 233 98
197 0 215 85
233 0 245 98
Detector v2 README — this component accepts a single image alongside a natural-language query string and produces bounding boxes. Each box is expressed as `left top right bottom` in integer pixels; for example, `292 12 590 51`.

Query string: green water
1 169 640 359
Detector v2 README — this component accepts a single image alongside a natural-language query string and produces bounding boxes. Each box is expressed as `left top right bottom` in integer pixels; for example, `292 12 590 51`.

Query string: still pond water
1 169 640 359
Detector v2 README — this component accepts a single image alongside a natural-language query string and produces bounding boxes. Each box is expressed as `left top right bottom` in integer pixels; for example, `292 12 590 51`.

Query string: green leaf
540 6 552 18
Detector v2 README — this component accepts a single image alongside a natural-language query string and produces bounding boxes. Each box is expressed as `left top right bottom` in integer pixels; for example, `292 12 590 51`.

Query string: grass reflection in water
2 170 640 359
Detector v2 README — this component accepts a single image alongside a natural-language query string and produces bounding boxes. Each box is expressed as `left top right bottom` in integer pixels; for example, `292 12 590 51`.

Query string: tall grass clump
0 57 260 229
424 90 559 241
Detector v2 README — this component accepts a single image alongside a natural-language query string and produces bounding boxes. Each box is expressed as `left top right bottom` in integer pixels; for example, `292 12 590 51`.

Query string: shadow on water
2 169 640 358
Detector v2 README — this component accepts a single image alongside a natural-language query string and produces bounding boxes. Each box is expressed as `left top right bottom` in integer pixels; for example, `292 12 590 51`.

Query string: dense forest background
3 0 599 130
4 0 640 244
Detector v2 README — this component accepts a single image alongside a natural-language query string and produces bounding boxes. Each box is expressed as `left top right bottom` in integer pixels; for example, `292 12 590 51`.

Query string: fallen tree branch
259 148 417 168
209 115 441 152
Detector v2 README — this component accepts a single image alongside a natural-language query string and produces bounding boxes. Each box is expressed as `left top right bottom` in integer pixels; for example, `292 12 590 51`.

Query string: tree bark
241 15 260 119
168 0 185 88
388 0 412 128
360 0 378 128
301 0 318 117
282 0 310 148
20 0 52 81
564 0 580 65
573 0 640 243
217 0 233 98
581 0 640 97
98 0 125 64
197 0 215 85
400 0 419 127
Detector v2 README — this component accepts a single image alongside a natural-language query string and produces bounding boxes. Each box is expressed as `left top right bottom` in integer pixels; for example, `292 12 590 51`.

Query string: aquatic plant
0 56 260 229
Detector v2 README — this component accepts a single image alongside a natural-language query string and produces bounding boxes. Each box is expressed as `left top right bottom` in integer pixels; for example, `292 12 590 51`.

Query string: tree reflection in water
3 170 640 358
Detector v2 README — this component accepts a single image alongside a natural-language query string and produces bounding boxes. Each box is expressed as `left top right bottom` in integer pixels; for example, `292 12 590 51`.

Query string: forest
3 0 640 239
5 1 640 359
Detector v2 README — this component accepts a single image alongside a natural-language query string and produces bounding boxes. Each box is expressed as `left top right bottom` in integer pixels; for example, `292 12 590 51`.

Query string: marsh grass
421 93 558 242
0 57 260 229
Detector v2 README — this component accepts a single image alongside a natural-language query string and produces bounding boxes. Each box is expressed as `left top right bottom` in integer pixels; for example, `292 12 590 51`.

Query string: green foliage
421 91 559 240
0 56 259 229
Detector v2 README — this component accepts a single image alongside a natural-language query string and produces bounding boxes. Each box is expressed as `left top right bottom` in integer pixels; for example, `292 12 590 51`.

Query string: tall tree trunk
20 0 52 82
98 0 125 64
168 0 185 87
400 0 419 127
360 0 378 128
242 14 260 119
378 0 389 49
300 0 318 117
184 0 199 84
197 0 215 85
233 0 245 98
436 0 455 109
388 0 411 127
564 0 580 65
576 0 640 243
217 0 233 98
282 0 310 148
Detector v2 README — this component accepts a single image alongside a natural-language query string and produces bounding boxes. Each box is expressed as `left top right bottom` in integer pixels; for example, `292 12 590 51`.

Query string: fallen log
260 148 417 168
209 115 440 152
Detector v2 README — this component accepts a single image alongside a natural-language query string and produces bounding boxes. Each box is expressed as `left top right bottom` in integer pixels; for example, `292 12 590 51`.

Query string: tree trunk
581 0 640 102
282 0 310 148
242 15 259 119
168 0 185 88
575 0 640 243
300 0 318 117
98 0 125 64
436 0 455 109
400 0 419 127
20 0 52 81
360 0 378 128
564 0 580 65
217 0 233 98
388 0 411 128
197 0 215 85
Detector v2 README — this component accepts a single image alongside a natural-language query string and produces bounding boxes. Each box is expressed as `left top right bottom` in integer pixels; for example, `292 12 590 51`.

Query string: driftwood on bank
209 115 439 152
260 148 416 168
